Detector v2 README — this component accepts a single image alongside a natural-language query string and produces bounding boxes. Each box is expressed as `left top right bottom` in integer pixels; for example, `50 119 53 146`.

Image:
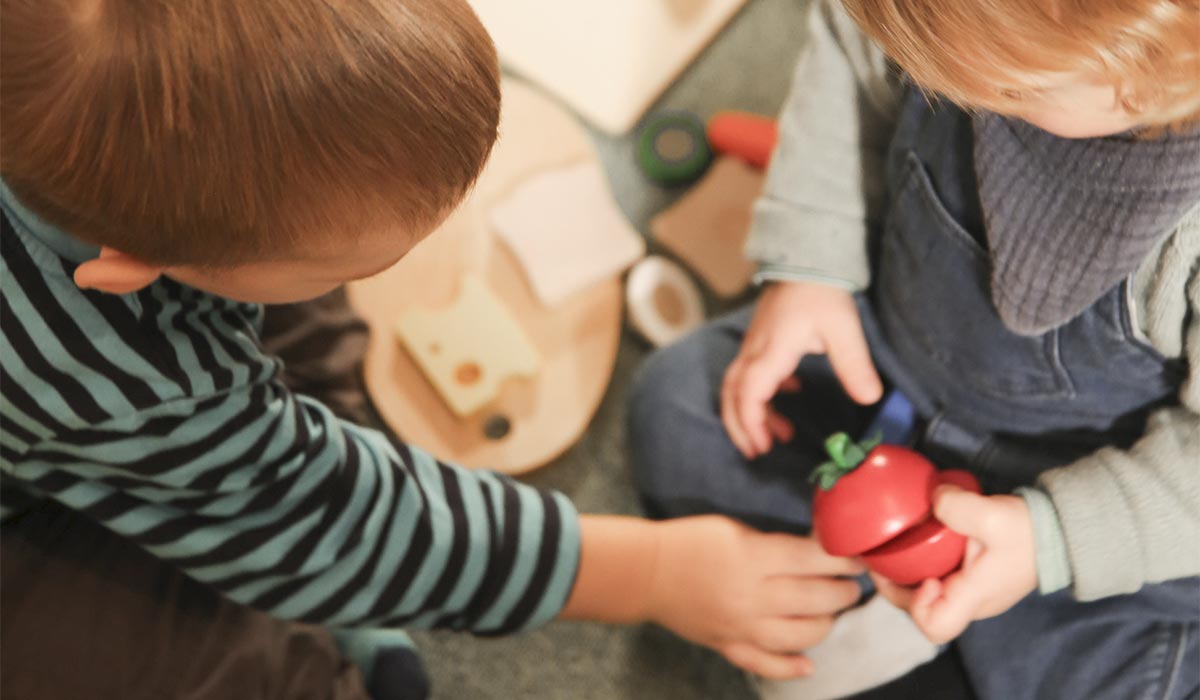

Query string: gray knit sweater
746 0 1200 601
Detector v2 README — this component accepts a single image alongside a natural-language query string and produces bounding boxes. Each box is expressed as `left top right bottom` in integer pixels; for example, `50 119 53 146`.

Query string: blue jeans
628 306 1199 700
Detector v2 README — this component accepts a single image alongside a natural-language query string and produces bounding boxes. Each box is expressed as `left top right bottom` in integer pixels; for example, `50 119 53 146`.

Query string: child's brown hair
0 0 501 266
840 0 1200 128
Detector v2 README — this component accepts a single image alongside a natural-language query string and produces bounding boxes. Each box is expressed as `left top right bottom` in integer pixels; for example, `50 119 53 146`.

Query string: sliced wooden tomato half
811 438 937 557
810 433 982 584
860 470 980 585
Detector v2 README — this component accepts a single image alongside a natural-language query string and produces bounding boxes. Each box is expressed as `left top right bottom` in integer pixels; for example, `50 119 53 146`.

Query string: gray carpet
409 1 810 697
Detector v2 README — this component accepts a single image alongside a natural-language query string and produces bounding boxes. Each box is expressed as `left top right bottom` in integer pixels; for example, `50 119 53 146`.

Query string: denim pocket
876 152 1075 402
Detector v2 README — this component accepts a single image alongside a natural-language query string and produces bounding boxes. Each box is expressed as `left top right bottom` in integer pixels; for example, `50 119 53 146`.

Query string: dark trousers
1 500 371 700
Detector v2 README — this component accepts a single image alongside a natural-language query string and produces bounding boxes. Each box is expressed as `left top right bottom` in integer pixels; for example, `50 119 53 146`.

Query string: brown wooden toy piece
650 156 764 298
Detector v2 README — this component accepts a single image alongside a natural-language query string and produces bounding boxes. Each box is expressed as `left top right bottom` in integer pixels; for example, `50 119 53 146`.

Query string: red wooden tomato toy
810 433 981 585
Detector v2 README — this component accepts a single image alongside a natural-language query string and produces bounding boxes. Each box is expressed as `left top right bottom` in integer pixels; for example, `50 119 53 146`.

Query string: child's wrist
1015 487 1073 594
640 520 670 627
560 515 661 624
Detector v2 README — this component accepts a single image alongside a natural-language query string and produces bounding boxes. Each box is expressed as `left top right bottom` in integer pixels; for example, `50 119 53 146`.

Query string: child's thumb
823 323 884 405
932 486 993 539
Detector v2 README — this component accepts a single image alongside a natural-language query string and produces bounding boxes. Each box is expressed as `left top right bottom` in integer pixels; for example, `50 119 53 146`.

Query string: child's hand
564 515 864 678
722 281 883 458
871 486 1038 644
649 516 866 679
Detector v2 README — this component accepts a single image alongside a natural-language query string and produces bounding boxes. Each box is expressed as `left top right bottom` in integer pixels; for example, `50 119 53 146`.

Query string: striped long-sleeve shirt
0 184 581 635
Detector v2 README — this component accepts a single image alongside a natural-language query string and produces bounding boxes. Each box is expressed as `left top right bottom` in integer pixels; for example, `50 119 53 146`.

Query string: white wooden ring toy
626 256 705 347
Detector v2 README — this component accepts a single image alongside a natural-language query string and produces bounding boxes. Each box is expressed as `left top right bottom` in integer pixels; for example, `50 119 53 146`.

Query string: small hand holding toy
871 486 1037 644
810 432 1037 644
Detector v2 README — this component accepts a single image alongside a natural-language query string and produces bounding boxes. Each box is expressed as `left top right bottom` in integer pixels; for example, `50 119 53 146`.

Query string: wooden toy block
488 161 645 307
650 156 763 298
395 275 540 417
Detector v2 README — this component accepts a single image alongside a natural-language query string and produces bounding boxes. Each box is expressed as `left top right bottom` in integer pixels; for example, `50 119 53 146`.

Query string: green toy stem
808 431 882 491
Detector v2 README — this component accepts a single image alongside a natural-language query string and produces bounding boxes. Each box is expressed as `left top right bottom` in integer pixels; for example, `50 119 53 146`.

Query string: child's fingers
821 320 884 406
721 642 814 680
752 616 836 654
911 574 974 644
760 575 862 617
720 358 756 457
762 534 867 577
932 487 995 540
870 572 916 611
910 578 943 611
734 357 788 456
766 408 794 444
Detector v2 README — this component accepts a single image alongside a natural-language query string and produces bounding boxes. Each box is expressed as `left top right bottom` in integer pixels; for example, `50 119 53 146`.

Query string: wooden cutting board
347 79 624 474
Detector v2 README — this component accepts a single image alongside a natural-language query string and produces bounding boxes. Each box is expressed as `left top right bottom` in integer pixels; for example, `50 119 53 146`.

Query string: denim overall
858 87 1199 700
860 89 1183 486
628 87 1198 699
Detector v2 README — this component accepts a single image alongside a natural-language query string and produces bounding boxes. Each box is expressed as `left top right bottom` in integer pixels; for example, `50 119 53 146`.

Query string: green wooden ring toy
636 112 712 186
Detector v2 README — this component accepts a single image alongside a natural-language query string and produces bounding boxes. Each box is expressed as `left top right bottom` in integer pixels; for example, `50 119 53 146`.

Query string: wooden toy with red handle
810 433 982 585
706 111 779 169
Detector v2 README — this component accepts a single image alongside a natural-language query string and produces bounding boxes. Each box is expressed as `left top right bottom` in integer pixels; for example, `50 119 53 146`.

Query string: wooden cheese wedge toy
395 275 541 417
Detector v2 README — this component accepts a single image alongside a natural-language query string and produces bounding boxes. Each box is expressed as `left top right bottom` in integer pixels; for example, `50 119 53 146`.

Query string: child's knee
627 343 711 456
628 346 685 430
626 339 734 512
628 327 730 420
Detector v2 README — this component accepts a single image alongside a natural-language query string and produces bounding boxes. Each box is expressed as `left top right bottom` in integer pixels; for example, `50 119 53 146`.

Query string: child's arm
722 0 899 456
12 387 578 634
1022 223 1200 600
744 0 900 292
9 373 864 674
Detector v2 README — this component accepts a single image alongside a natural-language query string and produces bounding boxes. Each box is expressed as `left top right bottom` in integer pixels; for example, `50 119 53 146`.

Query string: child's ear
73 246 164 294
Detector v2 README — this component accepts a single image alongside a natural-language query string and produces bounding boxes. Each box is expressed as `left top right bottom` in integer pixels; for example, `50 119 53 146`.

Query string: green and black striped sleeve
1 199 580 635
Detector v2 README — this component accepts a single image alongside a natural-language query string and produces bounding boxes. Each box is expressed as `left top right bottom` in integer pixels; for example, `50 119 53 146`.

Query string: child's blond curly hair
841 0 1200 129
